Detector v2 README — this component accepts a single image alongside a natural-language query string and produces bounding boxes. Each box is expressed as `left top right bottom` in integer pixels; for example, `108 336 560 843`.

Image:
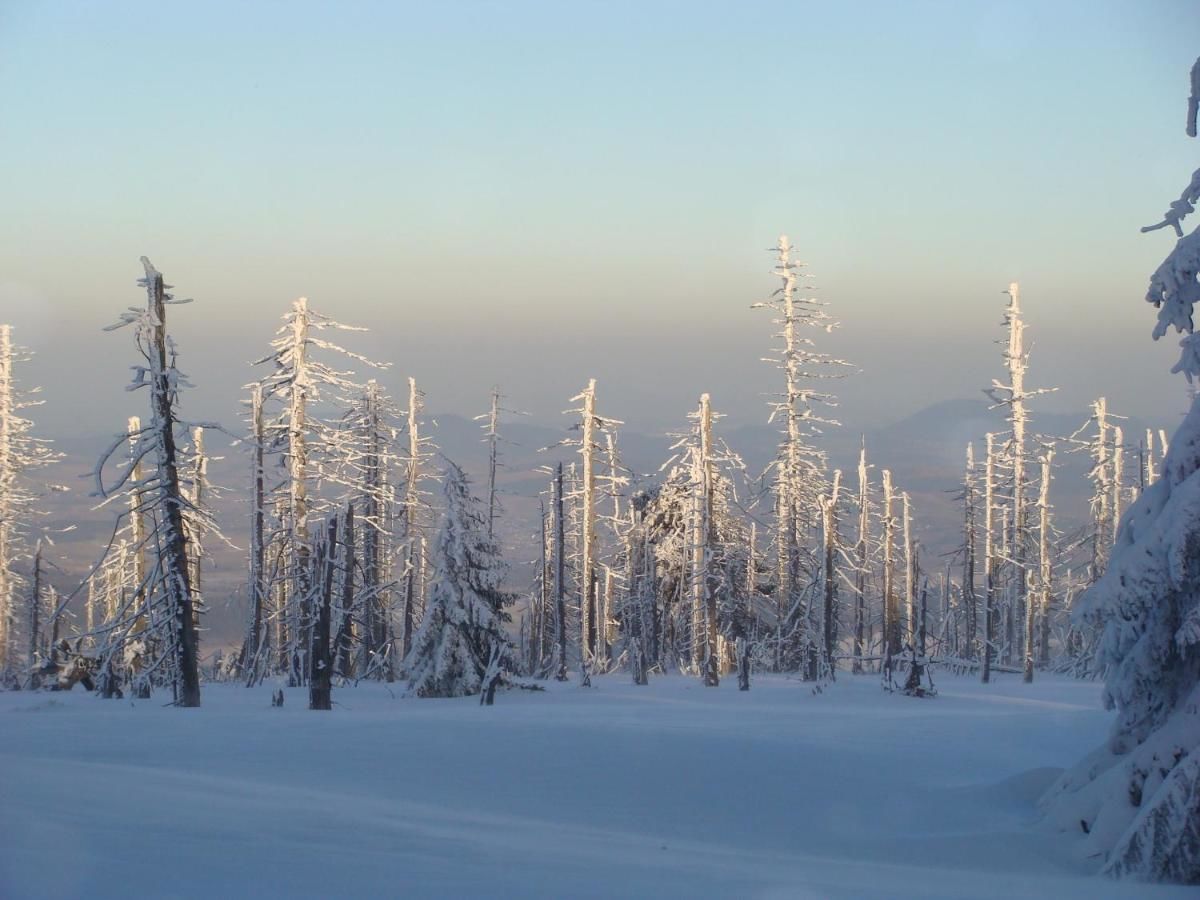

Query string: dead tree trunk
963 443 978 659
821 471 842 678
143 261 201 707
242 385 267 684
309 516 337 710
882 470 899 675
26 541 42 688
982 432 997 685
553 462 568 681
853 440 869 675
335 504 356 679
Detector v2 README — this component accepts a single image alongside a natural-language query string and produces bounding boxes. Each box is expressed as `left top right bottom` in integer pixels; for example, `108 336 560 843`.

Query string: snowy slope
1 673 1189 899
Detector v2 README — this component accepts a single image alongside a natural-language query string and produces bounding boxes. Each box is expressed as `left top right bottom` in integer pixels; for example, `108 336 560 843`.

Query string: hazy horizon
1 1 1198 441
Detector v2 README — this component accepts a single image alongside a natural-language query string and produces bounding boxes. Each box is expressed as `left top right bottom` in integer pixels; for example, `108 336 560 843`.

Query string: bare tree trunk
274 496 290 674
289 299 311 688
853 441 869 674
579 379 598 668
691 394 719 686
0 326 12 673
1035 449 1054 673
400 377 423 668
1112 425 1124 543
822 471 841 678
143 261 200 707
1004 284 1030 676
309 516 337 710
1092 397 1111 580
26 541 42 688
882 470 899 675
242 385 267 684
963 442 978 659
982 433 997 684
903 491 915 648
485 386 499 540
128 416 146 636
553 463 568 681
360 382 382 667
335 504 356 679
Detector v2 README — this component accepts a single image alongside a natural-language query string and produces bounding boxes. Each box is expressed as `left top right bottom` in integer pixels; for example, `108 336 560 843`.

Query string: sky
0 0 1197 440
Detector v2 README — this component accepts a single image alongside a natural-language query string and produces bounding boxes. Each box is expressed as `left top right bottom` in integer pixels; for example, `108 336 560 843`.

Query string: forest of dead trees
0 244 1169 707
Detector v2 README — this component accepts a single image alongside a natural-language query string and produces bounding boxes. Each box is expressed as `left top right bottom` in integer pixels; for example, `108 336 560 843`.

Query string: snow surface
0 673 1192 899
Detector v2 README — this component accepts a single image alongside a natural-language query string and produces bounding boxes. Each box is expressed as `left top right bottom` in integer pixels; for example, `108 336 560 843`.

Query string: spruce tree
404 461 514 699
1042 56 1200 884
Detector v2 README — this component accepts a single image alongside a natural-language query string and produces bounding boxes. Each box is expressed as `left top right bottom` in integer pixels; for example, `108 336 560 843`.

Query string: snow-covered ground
0 672 1189 899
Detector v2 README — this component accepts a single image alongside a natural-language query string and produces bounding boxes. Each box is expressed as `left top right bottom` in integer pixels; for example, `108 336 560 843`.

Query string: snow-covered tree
0 324 61 682
324 379 405 679
253 297 387 684
986 282 1055 677
548 379 623 676
93 258 206 706
982 432 999 683
239 385 269 683
551 462 569 680
960 442 979 660
1032 447 1055 675
404 461 514 699
881 468 899 671
753 236 849 679
851 440 872 674
1042 57 1200 884
398 377 438 667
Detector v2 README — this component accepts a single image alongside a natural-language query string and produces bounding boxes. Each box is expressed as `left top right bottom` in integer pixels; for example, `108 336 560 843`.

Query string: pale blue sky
0 0 1196 435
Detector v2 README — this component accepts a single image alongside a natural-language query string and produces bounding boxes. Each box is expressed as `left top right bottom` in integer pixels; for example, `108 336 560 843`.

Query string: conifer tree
1043 57 1200 883
404 462 514 699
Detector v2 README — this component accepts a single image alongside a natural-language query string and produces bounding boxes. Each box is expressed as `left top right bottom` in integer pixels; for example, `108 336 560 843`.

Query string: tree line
0 245 1156 707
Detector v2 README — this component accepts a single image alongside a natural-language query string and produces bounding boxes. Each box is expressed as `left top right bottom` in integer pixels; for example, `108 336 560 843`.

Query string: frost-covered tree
851 440 872 674
753 236 849 678
324 379 405 679
1031 447 1055 677
666 393 747 685
982 433 999 684
987 283 1055 676
551 462 569 680
1042 58 1200 884
0 325 61 681
881 469 899 671
818 470 843 679
239 385 269 683
398 377 438 667
549 379 623 675
960 442 979 660
404 461 514 699
93 258 206 706
253 297 387 684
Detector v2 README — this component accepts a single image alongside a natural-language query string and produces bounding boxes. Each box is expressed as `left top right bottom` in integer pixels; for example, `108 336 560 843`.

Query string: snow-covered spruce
1041 402 1200 882
403 461 514 699
1041 57 1200 885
